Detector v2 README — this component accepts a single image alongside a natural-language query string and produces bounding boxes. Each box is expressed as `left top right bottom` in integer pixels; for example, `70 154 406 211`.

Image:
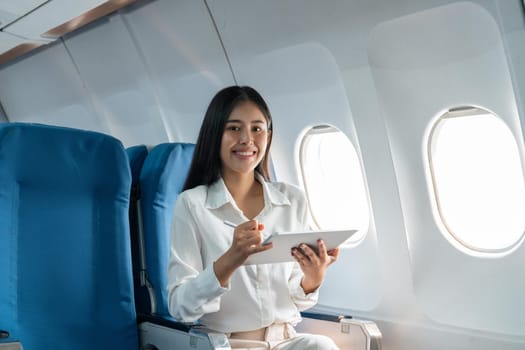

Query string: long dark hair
183 86 273 191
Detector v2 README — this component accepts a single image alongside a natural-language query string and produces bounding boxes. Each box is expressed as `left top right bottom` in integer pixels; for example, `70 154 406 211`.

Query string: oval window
299 125 370 243
427 107 525 252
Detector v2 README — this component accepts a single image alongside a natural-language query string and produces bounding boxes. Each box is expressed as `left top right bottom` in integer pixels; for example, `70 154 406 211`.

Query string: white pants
272 333 339 350
228 323 339 350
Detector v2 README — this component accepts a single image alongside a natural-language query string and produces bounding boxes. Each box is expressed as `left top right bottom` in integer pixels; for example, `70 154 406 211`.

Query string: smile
234 151 256 156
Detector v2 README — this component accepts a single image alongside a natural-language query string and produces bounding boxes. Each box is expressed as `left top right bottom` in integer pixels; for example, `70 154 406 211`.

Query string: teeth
237 151 254 156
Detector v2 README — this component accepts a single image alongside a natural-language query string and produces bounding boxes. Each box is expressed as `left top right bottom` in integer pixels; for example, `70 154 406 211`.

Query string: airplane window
299 125 369 244
427 107 525 253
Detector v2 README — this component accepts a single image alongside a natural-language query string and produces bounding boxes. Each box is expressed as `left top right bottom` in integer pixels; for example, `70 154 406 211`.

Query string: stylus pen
262 235 273 245
224 220 272 245
223 220 237 228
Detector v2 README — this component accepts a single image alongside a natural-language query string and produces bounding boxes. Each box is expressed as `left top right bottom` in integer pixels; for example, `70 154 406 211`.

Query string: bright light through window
299 126 369 243
428 107 525 252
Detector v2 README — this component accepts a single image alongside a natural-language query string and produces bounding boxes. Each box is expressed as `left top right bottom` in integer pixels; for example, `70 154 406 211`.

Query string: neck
222 171 259 201
223 170 264 220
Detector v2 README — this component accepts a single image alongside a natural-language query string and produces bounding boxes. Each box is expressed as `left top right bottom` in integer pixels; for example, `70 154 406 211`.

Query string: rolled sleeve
168 264 229 322
288 264 319 311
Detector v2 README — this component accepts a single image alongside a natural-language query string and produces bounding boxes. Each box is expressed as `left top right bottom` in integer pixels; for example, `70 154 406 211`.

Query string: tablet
244 229 358 265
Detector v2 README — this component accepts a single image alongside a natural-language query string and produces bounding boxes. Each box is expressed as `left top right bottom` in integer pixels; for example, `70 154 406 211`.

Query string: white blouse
166 174 318 333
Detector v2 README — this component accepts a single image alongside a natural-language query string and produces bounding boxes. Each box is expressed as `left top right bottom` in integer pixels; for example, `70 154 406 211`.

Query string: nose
239 128 253 144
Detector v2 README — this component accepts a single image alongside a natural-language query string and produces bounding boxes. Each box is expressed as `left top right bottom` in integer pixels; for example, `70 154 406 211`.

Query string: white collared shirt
167 174 318 333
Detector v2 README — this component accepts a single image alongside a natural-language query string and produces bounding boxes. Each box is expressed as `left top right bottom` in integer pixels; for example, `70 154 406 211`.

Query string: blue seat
135 142 236 348
0 123 138 350
137 142 195 316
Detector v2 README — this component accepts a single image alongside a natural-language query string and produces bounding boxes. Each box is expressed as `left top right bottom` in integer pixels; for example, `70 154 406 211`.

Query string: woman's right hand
213 220 272 287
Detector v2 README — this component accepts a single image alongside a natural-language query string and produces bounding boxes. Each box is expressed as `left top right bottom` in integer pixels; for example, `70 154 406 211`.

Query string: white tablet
244 229 358 265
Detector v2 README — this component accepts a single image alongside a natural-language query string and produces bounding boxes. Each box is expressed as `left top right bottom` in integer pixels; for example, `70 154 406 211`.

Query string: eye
226 126 241 132
252 126 263 133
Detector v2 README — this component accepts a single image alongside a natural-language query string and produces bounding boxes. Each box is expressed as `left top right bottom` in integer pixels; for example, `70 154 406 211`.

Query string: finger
233 226 253 244
256 223 264 244
327 247 340 258
238 220 258 230
252 242 273 254
235 220 259 240
327 247 340 264
317 239 328 260
300 243 319 263
247 232 264 246
235 232 261 250
292 246 312 267
291 247 304 263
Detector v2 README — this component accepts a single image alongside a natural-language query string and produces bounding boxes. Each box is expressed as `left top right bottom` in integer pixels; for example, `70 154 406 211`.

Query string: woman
167 86 340 349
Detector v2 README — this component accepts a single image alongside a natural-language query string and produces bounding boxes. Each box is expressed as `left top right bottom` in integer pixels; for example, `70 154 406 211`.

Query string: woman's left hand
291 239 339 294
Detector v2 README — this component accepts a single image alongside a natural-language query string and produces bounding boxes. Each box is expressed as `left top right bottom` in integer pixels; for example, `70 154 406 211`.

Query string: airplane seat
0 125 217 350
136 142 236 349
0 123 138 349
126 144 151 314
137 142 195 317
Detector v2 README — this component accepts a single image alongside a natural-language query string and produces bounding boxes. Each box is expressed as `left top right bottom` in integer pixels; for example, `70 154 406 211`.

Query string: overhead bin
0 0 135 64
0 31 48 65
0 0 48 29
2 0 136 40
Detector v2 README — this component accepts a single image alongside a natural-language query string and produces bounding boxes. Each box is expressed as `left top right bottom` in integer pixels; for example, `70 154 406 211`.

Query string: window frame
426 106 525 254
298 124 370 245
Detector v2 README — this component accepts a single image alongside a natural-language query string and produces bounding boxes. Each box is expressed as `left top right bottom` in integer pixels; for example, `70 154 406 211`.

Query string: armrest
138 313 193 332
0 330 22 350
301 311 351 322
340 318 382 350
0 340 23 350
138 314 231 350
301 312 382 350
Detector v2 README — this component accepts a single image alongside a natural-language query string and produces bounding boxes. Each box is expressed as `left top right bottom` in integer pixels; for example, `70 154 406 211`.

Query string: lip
232 149 257 158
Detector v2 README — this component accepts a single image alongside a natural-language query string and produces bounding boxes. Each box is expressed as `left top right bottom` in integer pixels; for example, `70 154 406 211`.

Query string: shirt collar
205 173 291 209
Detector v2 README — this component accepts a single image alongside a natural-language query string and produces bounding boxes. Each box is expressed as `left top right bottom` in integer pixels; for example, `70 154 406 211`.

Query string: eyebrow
225 119 266 124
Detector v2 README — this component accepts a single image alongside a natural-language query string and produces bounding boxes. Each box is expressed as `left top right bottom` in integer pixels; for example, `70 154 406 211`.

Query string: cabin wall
1 0 525 349
368 1 525 335
0 0 235 145
0 101 7 122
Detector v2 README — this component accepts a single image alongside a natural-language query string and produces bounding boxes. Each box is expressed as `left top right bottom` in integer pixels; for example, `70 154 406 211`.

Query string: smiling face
220 101 271 179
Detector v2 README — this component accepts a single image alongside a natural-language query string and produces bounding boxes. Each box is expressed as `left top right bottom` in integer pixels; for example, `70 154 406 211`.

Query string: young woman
167 86 340 350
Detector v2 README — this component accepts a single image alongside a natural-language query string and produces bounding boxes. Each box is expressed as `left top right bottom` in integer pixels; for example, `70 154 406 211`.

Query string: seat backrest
0 123 138 350
138 142 195 316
